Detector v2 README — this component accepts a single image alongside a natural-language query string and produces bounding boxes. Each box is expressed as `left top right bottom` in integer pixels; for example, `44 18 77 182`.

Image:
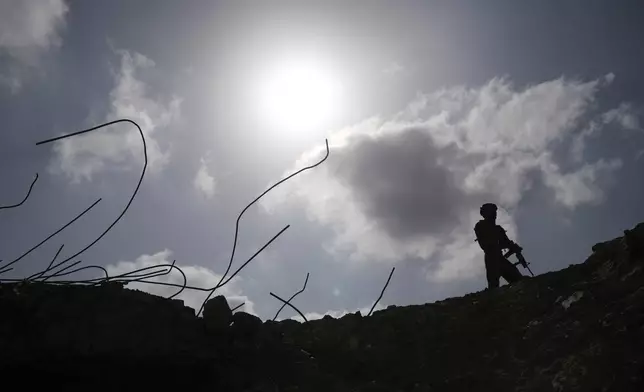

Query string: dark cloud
335 128 489 240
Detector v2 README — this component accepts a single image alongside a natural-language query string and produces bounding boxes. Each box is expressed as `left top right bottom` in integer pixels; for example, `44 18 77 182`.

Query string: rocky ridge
1 222 643 391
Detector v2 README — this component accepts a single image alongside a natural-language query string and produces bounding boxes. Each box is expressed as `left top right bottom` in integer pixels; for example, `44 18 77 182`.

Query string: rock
278 318 302 334
624 228 644 261
230 311 262 339
100 280 125 289
560 291 584 310
591 239 618 255
203 295 232 331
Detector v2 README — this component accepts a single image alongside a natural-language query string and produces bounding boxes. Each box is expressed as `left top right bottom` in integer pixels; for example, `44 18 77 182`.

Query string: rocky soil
1 222 643 391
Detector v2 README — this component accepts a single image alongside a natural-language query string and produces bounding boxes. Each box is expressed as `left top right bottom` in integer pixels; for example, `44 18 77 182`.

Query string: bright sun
257 60 343 132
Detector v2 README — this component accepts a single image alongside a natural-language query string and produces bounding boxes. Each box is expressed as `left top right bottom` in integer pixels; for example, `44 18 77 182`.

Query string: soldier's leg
485 255 500 288
500 258 523 284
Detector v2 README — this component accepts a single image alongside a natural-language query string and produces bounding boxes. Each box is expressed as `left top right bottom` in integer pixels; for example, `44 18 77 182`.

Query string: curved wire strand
217 225 290 289
0 199 101 275
34 119 147 271
26 244 65 280
0 173 38 210
37 264 109 281
197 224 290 316
367 267 395 317
40 260 83 282
60 228 287 293
198 140 329 316
96 261 187 299
100 279 209 291
127 262 187 300
0 132 331 320
108 269 169 280
96 259 174 281
96 263 169 282
270 292 308 323
167 263 188 299
273 272 309 321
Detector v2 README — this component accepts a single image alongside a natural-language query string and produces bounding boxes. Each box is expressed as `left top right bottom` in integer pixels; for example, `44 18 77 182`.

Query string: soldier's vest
474 220 507 255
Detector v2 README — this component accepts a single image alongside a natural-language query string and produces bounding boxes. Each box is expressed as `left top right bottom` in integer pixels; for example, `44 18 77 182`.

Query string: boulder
230 311 262 340
202 295 232 331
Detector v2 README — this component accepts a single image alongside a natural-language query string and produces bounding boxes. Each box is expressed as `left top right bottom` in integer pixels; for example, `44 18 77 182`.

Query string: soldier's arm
498 226 519 251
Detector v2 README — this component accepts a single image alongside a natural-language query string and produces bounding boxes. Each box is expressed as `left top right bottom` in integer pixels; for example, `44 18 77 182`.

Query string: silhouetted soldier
474 203 524 289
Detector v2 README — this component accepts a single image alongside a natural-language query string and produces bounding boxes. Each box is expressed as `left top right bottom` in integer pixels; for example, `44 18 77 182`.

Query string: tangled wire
0 119 329 318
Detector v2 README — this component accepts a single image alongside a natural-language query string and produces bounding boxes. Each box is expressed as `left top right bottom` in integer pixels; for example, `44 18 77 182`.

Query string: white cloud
0 0 68 91
602 103 640 131
539 155 622 208
570 121 600 163
104 249 255 315
49 49 182 182
194 156 216 198
262 75 623 282
0 0 67 49
571 102 641 162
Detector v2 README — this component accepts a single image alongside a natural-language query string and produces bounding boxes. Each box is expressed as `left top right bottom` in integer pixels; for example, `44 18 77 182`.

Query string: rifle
503 243 535 277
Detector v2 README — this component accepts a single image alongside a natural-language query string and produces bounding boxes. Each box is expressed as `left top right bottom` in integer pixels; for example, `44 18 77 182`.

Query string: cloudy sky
1 0 643 321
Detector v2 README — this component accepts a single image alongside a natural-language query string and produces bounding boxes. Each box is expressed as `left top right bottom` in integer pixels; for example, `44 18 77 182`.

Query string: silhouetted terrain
1 222 643 391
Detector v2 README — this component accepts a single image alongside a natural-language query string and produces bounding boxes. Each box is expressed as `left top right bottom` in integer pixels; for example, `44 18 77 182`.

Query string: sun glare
258 60 343 132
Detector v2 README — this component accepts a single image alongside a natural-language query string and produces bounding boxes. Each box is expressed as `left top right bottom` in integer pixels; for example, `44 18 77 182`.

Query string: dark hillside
1 222 643 391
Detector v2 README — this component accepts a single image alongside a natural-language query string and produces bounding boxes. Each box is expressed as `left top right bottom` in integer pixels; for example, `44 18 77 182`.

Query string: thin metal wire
0 173 38 210
41 260 83 282
3 223 288 300
97 264 171 282
117 270 170 282
218 225 290 289
8 262 186 296
157 224 292 312
96 261 187 299
198 139 330 317
28 267 172 285
108 270 169 281
94 278 210 292
112 225 290 309
39 264 109 281
231 302 245 312
0 119 175 300
0 219 286 308
0 121 332 317
368 267 395 317
0 199 101 275
273 272 309 321
6 223 289 302
26 244 65 280
270 291 308 323
34 119 148 271
158 262 187 300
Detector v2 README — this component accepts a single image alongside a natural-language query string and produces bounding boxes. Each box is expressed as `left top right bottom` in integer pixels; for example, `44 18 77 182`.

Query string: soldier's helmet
480 203 498 219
